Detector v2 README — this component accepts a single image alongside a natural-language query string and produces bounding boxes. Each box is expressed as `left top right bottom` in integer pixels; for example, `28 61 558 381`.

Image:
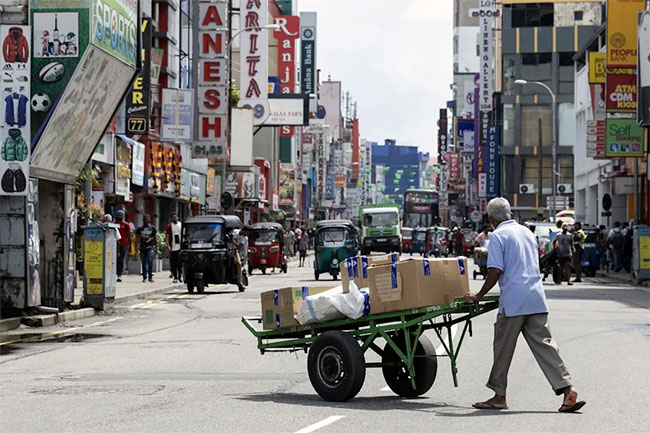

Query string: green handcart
241 296 499 402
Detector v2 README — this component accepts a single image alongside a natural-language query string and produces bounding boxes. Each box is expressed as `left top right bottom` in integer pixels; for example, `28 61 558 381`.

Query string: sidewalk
74 271 185 306
595 269 649 288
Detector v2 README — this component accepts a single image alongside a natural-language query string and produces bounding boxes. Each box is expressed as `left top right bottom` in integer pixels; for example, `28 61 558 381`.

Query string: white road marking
294 416 345 433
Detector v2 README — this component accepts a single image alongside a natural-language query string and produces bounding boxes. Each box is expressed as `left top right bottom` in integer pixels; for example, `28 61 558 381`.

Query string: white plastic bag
295 282 371 325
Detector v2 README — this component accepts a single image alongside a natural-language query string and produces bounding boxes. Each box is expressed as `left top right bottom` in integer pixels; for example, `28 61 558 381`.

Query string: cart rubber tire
552 267 562 285
315 272 319 281
196 279 205 294
307 331 366 402
382 333 437 398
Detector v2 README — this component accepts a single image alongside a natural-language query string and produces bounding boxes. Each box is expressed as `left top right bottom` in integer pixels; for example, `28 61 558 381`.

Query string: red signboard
274 16 299 137
449 153 461 179
606 74 637 112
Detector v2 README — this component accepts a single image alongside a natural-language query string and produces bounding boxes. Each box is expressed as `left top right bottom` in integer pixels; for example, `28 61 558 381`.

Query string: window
502 156 516 194
522 157 553 191
521 105 551 147
558 156 574 185
503 104 516 147
559 52 576 94
509 3 554 27
503 55 517 96
521 53 552 94
574 11 583 21
558 103 575 147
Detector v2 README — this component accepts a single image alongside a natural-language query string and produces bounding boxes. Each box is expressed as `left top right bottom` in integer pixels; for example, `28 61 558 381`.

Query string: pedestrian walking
554 224 574 285
453 228 465 256
136 214 157 283
284 229 294 257
572 222 585 283
465 197 585 413
165 212 182 283
298 231 309 267
115 210 130 282
622 224 633 273
608 222 624 272
474 225 491 247
597 225 608 271
233 226 250 286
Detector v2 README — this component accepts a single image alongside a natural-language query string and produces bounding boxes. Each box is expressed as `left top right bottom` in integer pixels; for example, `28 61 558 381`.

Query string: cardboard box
341 252 400 292
367 258 470 314
260 286 333 330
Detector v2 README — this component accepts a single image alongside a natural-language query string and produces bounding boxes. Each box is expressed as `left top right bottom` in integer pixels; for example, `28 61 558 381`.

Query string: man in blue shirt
465 197 585 413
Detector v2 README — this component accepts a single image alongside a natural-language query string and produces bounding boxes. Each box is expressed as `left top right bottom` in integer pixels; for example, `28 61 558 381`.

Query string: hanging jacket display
1 128 28 161
5 92 28 127
1 167 27 193
2 27 29 62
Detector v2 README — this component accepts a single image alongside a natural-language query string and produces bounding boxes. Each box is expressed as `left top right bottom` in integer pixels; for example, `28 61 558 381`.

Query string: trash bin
82 223 118 311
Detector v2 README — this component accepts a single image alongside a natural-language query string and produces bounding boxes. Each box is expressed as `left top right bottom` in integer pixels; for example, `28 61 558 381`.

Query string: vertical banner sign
194 0 229 157
300 12 316 96
438 108 447 154
479 0 495 113
274 15 299 137
606 0 645 68
486 125 499 198
638 12 650 127
0 25 30 196
126 17 151 134
449 153 460 179
239 0 270 126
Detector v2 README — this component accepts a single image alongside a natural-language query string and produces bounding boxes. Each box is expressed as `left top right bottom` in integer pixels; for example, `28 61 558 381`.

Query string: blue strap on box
423 260 430 276
362 256 368 279
275 313 281 328
391 252 398 263
301 286 309 299
352 258 359 278
361 291 370 316
346 258 354 277
273 289 279 306
306 298 318 321
391 262 397 289
457 257 466 275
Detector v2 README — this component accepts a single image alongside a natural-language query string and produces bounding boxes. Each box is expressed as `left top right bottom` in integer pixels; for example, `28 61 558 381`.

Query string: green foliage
155 232 168 259
230 82 241 107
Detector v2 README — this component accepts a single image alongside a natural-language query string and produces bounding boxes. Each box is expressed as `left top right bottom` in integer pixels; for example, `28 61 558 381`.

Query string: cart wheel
186 280 194 294
308 331 366 402
382 333 437 398
315 272 319 281
196 279 205 294
552 267 562 284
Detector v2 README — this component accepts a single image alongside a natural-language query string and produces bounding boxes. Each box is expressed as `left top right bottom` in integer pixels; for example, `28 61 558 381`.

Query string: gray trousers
487 313 572 396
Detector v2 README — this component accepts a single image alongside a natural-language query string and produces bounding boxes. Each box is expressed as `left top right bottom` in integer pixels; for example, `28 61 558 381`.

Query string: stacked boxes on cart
260 254 470 330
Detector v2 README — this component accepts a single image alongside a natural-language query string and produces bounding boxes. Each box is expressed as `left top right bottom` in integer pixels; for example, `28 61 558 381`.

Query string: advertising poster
30 0 90 138
131 139 145 186
161 88 193 142
279 163 295 205
605 117 645 157
84 227 104 295
0 25 30 196
239 172 255 199
91 0 137 67
225 171 239 196
30 45 136 183
26 179 41 306
115 137 131 197
606 0 645 68
606 74 636 112
126 17 151 134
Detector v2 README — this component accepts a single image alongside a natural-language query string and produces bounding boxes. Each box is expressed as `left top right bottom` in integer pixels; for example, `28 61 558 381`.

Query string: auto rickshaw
180 215 244 294
248 222 288 275
425 227 447 258
401 227 413 253
411 227 427 256
313 219 358 281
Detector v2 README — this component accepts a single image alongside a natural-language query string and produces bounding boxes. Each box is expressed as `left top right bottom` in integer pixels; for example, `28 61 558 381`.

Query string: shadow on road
545 287 649 309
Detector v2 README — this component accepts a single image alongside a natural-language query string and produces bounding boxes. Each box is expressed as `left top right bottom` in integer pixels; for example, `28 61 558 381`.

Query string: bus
403 189 439 228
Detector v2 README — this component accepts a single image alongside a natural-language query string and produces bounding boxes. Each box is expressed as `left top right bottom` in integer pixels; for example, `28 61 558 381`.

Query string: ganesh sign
274 15 299 137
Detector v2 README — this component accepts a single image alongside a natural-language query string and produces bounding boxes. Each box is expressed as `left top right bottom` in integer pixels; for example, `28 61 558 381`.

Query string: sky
298 0 453 156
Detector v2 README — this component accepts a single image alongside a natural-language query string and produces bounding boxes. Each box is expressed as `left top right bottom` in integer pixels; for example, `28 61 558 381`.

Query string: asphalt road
1 256 649 433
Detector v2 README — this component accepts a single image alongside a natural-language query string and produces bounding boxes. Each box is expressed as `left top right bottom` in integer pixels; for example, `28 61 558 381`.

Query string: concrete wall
320 81 342 141
554 2 601 27
0 196 26 313
454 26 480 74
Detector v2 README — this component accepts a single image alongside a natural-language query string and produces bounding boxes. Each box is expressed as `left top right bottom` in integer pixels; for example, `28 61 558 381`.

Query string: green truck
359 205 401 255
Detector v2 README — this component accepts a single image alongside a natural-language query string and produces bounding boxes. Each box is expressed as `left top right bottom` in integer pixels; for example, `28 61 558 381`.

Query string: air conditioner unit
519 184 535 194
557 184 573 194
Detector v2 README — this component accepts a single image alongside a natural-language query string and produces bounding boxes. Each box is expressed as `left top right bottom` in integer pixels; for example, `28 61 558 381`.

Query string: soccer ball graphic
31 93 51 112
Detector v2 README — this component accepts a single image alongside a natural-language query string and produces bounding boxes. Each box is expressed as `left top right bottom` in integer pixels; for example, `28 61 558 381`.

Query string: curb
58 308 96 323
0 317 22 332
114 283 185 305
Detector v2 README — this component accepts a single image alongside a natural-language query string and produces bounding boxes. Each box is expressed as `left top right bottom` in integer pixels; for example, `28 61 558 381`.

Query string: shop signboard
239 0 270 125
30 45 135 183
605 117 645 157
588 52 606 84
0 25 30 196
274 15 299 137
225 171 238 196
479 0 495 113
448 153 460 179
161 88 193 142
239 172 255 199
335 174 346 188
126 17 151 134
84 227 104 295
457 119 474 153
279 163 295 205
486 125 499 199
91 0 138 67
638 11 650 127
115 137 131 197
606 73 636 112
300 12 316 97
265 95 309 126
30 0 91 139
606 0 645 68
131 139 145 186
193 0 229 155
477 172 487 198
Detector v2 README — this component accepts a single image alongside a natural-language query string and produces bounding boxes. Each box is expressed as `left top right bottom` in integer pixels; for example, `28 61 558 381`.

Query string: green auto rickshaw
313 219 358 281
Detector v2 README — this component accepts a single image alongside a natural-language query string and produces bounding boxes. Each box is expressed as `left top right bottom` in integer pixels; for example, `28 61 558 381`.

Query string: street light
220 23 280 210
514 79 558 220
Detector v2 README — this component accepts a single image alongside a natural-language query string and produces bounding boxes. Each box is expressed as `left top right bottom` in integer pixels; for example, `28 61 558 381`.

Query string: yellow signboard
84 230 104 295
607 0 645 68
588 52 605 84
640 229 650 270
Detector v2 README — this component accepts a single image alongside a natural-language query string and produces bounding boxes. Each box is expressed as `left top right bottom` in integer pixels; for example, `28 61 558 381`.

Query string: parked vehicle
180 215 244 293
401 227 413 253
248 222 288 275
462 229 476 256
411 227 427 256
314 219 358 281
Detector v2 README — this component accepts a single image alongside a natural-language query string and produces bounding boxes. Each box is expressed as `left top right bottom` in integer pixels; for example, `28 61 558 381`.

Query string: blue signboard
486 125 500 198
457 120 475 153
